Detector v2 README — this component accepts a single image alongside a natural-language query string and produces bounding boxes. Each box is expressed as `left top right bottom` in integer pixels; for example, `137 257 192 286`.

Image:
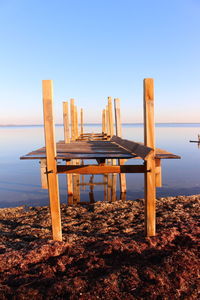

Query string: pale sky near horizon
0 0 200 125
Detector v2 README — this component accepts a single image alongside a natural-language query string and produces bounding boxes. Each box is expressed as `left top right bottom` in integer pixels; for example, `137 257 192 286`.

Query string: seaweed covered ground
0 195 199 299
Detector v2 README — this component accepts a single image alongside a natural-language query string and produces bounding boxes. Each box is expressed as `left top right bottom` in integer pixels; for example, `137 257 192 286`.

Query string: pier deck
21 139 179 161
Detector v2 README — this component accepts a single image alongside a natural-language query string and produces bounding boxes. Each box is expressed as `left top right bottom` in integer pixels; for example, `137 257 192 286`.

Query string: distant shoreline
1 122 200 127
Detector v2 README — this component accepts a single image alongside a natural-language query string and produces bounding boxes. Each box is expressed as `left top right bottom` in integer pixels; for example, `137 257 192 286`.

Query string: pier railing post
114 98 126 194
42 80 62 241
144 78 156 237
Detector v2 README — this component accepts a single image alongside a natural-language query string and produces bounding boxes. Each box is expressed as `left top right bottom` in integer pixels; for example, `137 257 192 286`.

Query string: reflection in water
66 160 126 206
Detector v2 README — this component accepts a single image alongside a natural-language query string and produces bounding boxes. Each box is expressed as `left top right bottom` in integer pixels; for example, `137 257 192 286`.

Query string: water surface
0 124 200 207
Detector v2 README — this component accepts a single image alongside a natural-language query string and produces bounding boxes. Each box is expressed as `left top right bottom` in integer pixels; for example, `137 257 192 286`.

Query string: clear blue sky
0 0 199 124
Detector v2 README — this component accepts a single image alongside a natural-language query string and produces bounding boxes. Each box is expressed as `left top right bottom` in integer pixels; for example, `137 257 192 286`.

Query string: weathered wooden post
144 78 156 237
155 159 162 187
114 98 127 194
75 105 79 140
108 97 114 137
70 99 75 141
102 109 106 134
63 101 73 196
81 108 84 135
42 80 62 241
40 159 48 189
63 101 70 143
106 105 110 137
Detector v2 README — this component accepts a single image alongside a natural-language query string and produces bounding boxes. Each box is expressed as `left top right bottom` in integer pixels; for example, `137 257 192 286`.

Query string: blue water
0 124 200 208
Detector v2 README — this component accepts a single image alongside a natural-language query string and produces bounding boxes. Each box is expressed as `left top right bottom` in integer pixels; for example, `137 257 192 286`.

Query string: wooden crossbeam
57 164 146 174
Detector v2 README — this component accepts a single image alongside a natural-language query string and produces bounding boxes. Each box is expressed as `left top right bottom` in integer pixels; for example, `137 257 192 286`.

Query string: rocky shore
0 195 199 299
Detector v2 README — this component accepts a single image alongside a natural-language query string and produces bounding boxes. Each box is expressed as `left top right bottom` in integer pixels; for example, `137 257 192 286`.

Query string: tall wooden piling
75 105 79 139
70 99 75 141
63 102 73 195
108 97 114 137
40 159 48 189
144 78 156 237
81 108 84 135
42 80 62 241
106 105 110 136
114 98 126 194
63 102 70 143
102 109 106 134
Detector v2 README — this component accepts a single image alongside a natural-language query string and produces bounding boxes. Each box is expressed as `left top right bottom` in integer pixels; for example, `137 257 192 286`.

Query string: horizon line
1 122 200 127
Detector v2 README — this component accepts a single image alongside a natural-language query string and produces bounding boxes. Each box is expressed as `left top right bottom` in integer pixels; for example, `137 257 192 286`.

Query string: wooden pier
21 79 180 241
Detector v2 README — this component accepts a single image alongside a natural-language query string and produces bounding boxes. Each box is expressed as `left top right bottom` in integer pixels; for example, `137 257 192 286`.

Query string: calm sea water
1 124 200 208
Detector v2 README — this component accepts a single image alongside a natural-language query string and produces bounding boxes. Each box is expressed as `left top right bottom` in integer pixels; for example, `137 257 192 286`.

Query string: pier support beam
40 159 48 189
70 99 75 141
108 97 114 137
63 102 73 196
81 108 84 135
114 98 127 194
102 109 106 134
42 80 62 241
144 78 156 237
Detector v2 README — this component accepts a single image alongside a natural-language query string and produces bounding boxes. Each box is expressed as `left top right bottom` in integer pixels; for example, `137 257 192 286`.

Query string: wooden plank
63 102 70 143
57 164 146 174
42 80 62 241
81 108 83 135
143 78 156 237
70 99 75 141
40 159 48 189
155 158 162 187
108 97 114 137
111 135 153 159
78 182 107 186
114 98 126 193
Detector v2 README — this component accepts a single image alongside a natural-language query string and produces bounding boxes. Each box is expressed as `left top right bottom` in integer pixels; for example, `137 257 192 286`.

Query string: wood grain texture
70 99 75 141
143 78 156 237
42 80 62 241
111 135 153 159
114 98 126 193
155 158 162 187
40 159 48 189
75 105 78 140
81 108 83 135
108 97 114 137
57 164 146 174
63 102 70 143
102 109 106 134
106 105 110 136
